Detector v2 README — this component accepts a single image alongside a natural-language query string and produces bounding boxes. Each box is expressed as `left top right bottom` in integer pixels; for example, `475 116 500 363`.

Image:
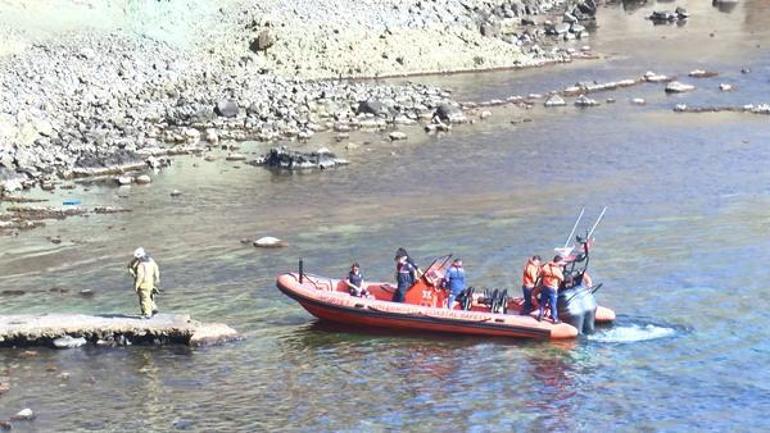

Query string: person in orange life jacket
393 253 416 302
443 258 466 309
520 255 541 315
537 255 565 323
345 262 370 298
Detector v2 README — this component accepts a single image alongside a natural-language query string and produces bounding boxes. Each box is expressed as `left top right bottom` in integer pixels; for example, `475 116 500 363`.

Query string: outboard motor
557 284 598 334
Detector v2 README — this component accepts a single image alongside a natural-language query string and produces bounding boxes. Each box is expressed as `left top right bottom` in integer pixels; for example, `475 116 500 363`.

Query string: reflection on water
1 2 770 432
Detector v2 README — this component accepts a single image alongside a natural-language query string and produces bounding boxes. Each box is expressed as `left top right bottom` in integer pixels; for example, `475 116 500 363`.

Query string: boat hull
276 273 593 340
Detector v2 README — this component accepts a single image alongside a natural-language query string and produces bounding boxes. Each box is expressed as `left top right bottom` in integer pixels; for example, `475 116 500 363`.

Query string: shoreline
0 0 598 192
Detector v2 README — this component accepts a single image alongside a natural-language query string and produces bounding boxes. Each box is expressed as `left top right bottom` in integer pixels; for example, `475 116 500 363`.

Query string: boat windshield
422 254 452 287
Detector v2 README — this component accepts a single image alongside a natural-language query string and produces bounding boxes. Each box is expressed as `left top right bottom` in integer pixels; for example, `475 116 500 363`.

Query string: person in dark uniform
345 262 369 297
393 253 416 302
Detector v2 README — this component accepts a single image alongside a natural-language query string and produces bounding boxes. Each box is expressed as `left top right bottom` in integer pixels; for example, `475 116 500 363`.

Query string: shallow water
2 1 770 432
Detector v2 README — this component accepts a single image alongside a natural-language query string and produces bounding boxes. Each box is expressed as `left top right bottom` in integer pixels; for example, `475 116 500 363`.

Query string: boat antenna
564 207 586 248
586 207 607 240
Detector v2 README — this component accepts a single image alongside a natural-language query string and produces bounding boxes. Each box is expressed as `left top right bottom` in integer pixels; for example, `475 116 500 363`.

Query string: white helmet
133 247 146 259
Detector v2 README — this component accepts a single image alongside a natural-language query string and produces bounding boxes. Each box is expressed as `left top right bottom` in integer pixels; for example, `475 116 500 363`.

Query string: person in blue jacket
393 252 416 302
443 258 466 309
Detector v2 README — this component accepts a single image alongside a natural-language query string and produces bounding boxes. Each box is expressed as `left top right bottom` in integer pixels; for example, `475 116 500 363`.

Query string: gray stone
544 95 566 107
53 336 87 349
574 94 599 107
356 100 389 116
214 100 239 118
434 104 467 123
665 81 696 93
389 131 407 140
249 30 275 53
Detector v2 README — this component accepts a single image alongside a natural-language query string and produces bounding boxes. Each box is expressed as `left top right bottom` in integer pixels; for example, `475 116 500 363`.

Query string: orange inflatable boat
276 256 615 341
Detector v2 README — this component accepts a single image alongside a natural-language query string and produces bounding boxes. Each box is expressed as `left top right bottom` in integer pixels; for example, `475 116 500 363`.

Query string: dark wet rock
249 29 275 53
214 99 239 118
53 335 87 349
648 9 689 23
356 99 389 116
1 290 26 296
434 104 467 123
252 147 348 169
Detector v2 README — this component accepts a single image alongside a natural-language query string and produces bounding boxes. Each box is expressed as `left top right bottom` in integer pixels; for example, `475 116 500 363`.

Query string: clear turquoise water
1 1 770 432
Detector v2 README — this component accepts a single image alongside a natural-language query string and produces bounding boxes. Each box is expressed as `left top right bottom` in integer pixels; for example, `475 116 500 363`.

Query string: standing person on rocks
129 247 160 319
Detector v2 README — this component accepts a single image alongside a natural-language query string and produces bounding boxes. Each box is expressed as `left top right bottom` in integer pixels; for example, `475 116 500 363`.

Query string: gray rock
574 94 599 107
249 30 275 53
665 81 696 93
134 175 152 184
389 131 407 140
214 100 239 118
11 408 35 421
52 336 87 349
356 100 389 116
434 104 467 123
544 94 566 107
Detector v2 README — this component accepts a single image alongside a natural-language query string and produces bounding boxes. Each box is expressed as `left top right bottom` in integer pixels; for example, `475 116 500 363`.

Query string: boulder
170 189 182 197
214 100 239 118
115 176 132 186
134 175 152 185
52 336 87 349
249 30 275 53
631 98 646 105
574 94 599 107
719 83 734 91
356 100 389 116
225 153 247 161
389 131 407 141
205 129 219 143
434 104 467 123
544 95 567 107
665 81 696 93
643 71 670 82
11 408 35 421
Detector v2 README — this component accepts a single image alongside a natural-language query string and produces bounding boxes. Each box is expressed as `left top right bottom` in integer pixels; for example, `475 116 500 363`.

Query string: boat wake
588 322 678 343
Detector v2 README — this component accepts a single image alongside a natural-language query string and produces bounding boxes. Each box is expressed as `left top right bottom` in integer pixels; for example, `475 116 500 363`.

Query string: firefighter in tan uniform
129 247 160 319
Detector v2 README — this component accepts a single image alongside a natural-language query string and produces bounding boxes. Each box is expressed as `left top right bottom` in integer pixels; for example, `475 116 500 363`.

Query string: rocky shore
0 0 597 192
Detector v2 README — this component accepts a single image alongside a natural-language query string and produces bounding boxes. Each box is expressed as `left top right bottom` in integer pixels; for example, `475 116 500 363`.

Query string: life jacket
397 261 415 288
522 260 540 288
540 262 564 290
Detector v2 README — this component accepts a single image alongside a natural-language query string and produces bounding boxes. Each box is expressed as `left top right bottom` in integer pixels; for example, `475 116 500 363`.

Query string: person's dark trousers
392 286 406 302
538 287 559 321
521 285 533 314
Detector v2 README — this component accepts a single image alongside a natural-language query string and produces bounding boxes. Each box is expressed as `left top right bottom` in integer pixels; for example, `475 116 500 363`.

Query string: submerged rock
253 147 348 169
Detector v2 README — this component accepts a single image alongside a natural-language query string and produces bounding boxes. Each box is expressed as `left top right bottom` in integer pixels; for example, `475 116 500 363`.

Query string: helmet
133 247 146 259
